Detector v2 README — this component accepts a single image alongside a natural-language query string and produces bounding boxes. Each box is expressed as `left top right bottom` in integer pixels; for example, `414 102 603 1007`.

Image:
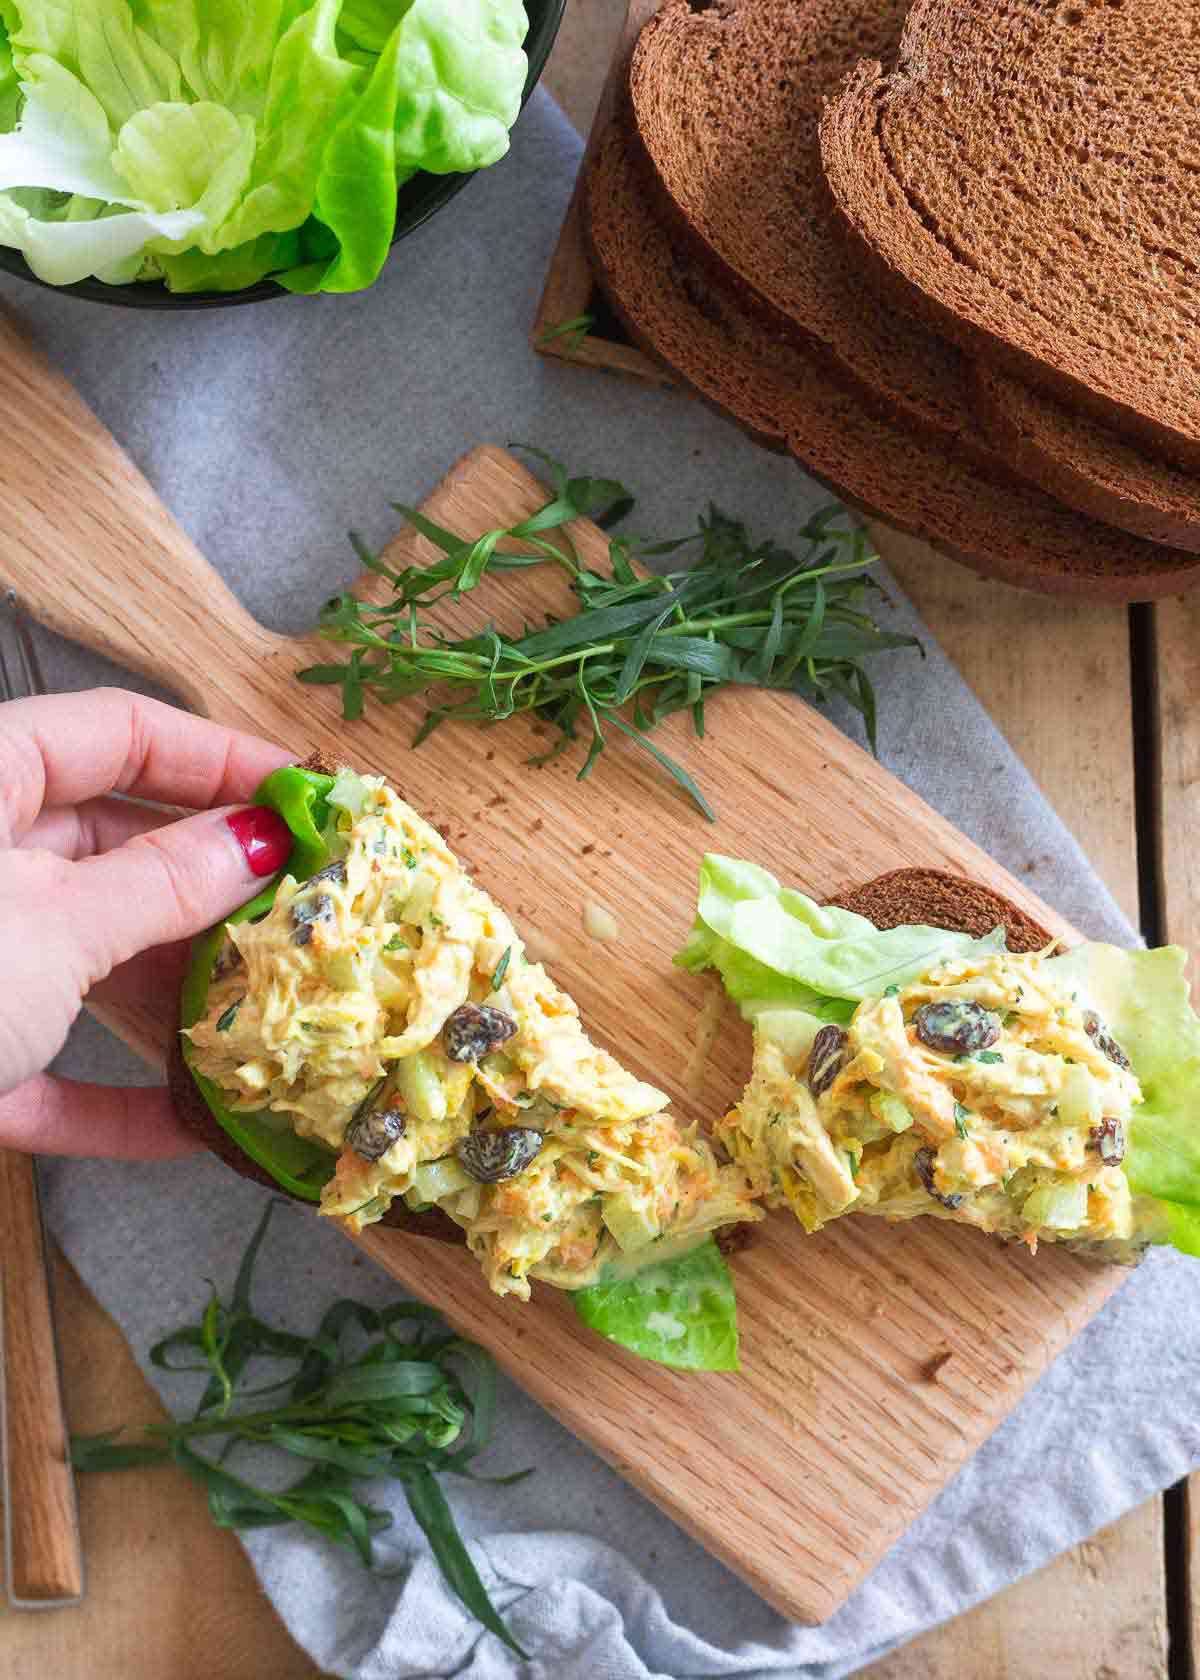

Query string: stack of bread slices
584 0 1200 598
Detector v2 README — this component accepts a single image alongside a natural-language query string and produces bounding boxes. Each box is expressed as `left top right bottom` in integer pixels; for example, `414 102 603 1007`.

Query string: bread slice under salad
171 762 1200 1370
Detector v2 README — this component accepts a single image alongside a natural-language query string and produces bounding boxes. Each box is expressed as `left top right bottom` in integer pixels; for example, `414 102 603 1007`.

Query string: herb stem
299 450 920 817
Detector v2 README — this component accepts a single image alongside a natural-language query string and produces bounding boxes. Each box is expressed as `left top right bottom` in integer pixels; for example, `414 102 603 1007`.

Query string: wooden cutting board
0 314 1121 1625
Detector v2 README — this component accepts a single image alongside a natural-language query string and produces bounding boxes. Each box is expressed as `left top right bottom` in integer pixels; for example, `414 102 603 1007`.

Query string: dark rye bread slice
828 868 1052 952
973 364 1200 554
634 0 1200 559
584 118 1200 599
628 0 1001 475
820 0 1200 474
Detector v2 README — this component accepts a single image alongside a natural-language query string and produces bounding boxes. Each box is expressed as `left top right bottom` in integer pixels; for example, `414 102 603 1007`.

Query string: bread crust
819 8 1200 475
630 0 1200 558
583 117 1200 601
972 364 1200 555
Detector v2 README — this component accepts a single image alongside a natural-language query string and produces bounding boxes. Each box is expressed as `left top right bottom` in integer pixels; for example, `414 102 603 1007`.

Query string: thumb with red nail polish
66 803 294 978
0 689 295 1159
226 805 293 878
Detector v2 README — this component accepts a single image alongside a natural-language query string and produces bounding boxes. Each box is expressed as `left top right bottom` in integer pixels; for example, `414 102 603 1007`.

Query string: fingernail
226 807 292 877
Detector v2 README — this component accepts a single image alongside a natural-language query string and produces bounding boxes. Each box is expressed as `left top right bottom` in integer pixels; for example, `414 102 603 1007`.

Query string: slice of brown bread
629 0 1200 552
629 0 996 472
828 868 1053 952
584 118 1200 598
819 0 1200 474
973 364 1200 554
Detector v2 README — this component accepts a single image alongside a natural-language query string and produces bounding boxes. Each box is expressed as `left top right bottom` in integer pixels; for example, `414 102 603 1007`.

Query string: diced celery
755 1010 822 1059
602 1190 662 1254
323 949 360 992
329 768 371 818
409 1156 473 1202
873 1091 914 1134
454 1185 481 1221
1057 1063 1103 1129
1021 1176 1089 1231
394 1050 447 1125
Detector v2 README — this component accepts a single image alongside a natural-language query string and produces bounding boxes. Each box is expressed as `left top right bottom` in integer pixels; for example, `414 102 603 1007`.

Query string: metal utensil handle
0 1087 85 1610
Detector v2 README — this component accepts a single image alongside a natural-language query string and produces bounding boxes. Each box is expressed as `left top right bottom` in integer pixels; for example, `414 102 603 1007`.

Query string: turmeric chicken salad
678 855 1200 1267
186 769 759 1305
719 949 1145 1256
179 770 1200 1372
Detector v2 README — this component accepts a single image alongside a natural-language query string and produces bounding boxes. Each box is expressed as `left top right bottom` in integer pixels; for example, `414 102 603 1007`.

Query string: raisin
1083 1011 1131 1070
346 1107 405 1163
291 892 333 946
456 1126 543 1183
1089 1117 1126 1166
807 1024 848 1099
914 999 1001 1056
212 937 242 980
443 1003 517 1062
309 859 348 887
914 1146 964 1210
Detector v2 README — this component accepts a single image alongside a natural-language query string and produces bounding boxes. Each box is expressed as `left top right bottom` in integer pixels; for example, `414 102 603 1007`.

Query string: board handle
0 1151 84 1607
0 309 277 711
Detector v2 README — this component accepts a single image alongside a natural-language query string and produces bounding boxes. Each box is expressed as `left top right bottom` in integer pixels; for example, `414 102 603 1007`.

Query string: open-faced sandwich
172 761 761 1369
677 856 1200 1263
173 763 1200 1373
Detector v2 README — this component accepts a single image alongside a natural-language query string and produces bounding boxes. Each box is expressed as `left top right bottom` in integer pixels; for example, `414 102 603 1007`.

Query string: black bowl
0 0 565 309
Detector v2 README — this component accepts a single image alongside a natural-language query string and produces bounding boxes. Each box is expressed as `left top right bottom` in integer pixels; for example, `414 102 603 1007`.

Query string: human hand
0 688 295 1158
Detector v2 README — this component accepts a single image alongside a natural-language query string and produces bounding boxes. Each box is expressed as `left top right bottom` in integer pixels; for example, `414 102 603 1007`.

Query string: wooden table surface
2 11 1196 1675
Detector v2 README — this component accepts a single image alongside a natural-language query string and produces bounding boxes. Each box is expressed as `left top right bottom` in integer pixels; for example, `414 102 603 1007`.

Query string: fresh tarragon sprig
70 1202 529 1657
297 447 920 819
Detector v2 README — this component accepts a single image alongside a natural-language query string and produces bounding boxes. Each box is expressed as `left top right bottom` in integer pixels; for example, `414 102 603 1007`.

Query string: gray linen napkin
6 89 1195 1680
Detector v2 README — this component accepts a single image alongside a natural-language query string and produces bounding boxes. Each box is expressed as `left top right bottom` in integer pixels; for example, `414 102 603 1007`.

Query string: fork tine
0 594 13 704
0 590 46 702
11 596 47 699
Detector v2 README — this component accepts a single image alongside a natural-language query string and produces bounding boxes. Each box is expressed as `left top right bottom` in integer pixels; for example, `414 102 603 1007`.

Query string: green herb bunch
71 1204 529 1656
298 448 920 819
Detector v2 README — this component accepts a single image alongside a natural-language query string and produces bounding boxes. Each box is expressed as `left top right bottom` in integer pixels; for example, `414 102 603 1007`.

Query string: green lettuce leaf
280 13 411 294
0 0 528 292
337 0 404 55
284 0 527 293
0 22 17 131
181 765 339 1202
572 1239 740 1372
387 0 526 177
154 226 302 292
213 0 363 249
0 189 201 283
675 853 1006 1022
113 100 256 242
1053 942 1200 1256
134 0 308 108
0 57 131 198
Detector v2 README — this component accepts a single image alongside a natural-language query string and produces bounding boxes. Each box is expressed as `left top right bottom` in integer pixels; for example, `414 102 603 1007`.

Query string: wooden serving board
0 313 1122 1626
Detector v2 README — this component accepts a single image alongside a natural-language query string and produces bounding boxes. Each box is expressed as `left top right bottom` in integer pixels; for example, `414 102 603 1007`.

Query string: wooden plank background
0 8 1190 1675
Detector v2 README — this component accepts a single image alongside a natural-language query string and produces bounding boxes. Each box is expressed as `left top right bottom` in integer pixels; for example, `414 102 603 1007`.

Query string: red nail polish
226 807 292 877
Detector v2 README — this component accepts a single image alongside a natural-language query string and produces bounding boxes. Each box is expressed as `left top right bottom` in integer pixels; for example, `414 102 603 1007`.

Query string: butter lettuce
675 853 1006 1022
1054 943 1200 1257
681 853 1200 1262
0 0 528 292
572 1239 740 1372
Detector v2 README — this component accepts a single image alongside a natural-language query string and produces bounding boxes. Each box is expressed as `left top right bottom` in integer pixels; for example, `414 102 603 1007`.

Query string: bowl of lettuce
0 0 563 305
